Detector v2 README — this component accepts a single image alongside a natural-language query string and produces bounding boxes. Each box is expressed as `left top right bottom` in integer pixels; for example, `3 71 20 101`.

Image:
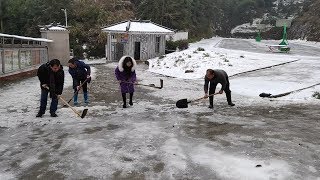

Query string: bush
176 40 189 50
166 40 189 51
159 55 166 59
312 91 320 99
166 41 178 50
203 53 210 57
197 47 205 51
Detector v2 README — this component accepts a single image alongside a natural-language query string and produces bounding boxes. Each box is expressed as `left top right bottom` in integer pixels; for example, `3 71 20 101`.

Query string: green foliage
312 92 320 99
1 0 304 57
166 40 189 51
166 41 178 51
197 47 205 51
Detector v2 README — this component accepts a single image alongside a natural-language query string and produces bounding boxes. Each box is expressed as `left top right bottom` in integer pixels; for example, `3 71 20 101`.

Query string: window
155 36 160 53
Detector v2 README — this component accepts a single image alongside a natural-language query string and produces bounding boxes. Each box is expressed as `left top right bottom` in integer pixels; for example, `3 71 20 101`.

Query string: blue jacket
68 60 91 80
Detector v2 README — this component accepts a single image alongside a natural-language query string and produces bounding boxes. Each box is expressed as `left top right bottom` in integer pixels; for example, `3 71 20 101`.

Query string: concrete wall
166 32 188 41
41 30 70 65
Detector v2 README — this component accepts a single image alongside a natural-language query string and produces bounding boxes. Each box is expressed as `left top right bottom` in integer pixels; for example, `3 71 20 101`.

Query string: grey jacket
204 69 229 93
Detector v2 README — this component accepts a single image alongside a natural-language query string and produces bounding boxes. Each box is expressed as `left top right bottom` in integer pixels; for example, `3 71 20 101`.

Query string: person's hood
118 56 137 72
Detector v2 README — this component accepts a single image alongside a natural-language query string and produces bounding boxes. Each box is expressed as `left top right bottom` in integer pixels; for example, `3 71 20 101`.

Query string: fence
0 47 48 75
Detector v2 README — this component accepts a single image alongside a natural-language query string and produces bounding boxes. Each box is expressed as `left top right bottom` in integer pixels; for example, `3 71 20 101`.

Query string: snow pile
231 18 273 35
148 38 295 79
147 37 320 102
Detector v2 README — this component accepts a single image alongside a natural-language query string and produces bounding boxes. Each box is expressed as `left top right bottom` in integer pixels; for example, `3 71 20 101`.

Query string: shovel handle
59 95 82 117
193 93 219 102
67 78 89 104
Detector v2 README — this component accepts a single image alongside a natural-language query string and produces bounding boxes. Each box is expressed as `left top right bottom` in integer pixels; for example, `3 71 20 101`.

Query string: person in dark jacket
36 59 64 117
115 56 137 108
204 69 235 109
68 58 91 105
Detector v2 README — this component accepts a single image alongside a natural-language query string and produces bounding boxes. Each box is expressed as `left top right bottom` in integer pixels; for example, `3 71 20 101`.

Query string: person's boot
84 92 89 104
36 111 44 118
129 93 133 106
74 94 79 106
50 112 58 117
208 96 214 109
226 92 235 106
122 93 127 108
123 103 127 108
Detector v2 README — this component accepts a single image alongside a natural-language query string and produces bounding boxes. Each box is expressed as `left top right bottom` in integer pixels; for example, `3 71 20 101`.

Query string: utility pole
0 0 4 32
61 8 68 27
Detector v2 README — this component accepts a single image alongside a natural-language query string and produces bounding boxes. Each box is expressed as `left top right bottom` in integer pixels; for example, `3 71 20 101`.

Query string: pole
61 9 68 27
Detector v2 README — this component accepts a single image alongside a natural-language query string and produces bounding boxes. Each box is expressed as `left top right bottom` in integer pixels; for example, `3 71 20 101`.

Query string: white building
102 20 174 61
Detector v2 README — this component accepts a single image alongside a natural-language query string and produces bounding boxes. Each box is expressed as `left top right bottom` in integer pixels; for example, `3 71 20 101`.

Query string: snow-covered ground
0 37 319 180
148 37 320 102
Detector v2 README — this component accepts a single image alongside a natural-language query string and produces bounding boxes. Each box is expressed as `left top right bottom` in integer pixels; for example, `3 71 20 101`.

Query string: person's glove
204 93 208 98
86 75 91 83
76 86 81 91
41 84 49 90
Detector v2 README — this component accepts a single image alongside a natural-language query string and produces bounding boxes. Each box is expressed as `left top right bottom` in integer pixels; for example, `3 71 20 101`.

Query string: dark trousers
39 89 58 114
122 93 133 105
209 81 232 106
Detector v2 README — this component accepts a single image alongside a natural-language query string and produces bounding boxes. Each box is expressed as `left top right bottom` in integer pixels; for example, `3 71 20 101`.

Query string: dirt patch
153 162 165 173
183 120 243 140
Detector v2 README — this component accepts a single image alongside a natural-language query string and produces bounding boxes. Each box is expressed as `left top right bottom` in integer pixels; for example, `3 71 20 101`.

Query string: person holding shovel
36 59 64 117
204 69 235 109
68 58 91 106
115 56 137 108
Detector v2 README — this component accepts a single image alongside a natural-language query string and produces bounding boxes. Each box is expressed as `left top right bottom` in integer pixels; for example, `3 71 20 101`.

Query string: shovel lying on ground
176 92 219 108
122 79 163 89
63 78 89 107
44 86 88 118
259 82 320 98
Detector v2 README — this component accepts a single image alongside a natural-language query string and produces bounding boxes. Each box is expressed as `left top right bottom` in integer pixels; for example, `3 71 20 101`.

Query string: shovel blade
259 93 271 97
159 79 163 89
176 99 189 108
81 109 88 118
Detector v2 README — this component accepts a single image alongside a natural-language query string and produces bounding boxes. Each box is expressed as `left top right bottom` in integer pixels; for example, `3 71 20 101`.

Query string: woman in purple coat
115 56 137 108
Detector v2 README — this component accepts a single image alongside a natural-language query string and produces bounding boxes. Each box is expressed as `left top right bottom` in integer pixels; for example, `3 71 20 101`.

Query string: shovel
176 92 219 108
44 86 88 118
122 79 163 89
64 78 90 107
259 82 320 98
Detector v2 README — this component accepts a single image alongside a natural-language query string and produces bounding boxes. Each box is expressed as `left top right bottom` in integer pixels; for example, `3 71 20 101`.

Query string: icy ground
0 38 319 180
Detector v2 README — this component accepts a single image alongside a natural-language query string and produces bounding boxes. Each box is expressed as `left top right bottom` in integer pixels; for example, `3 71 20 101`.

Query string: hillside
288 0 320 41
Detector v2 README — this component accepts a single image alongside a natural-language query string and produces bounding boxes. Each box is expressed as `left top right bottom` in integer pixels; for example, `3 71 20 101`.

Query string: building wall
166 31 188 41
0 47 48 77
41 31 70 65
106 33 166 61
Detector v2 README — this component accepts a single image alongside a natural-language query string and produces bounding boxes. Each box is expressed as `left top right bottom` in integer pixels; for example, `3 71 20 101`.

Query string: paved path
0 47 319 179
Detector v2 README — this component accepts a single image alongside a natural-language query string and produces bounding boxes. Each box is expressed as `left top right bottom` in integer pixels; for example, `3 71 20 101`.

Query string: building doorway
134 42 141 60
